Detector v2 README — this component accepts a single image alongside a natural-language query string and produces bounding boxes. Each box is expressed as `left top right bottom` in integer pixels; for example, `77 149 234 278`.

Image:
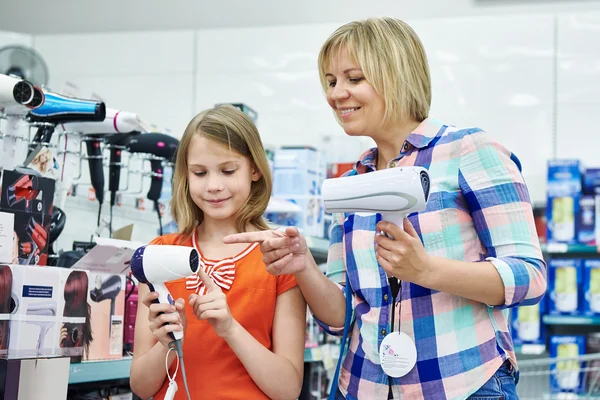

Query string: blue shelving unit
69 357 132 384
541 243 598 254
543 315 600 326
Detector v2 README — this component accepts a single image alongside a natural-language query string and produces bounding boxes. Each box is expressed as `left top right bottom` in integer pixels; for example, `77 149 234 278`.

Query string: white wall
2 9 600 253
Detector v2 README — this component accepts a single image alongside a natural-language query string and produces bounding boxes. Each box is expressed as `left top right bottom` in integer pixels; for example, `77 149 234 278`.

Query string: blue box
578 195 596 245
550 335 586 394
583 168 600 195
546 160 583 244
548 259 583 315
583 259 600 316
272 147 321 197
511 295 546 346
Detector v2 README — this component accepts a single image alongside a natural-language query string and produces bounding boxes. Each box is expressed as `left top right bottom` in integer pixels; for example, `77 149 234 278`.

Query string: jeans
335 361 519 399
468 360 520 400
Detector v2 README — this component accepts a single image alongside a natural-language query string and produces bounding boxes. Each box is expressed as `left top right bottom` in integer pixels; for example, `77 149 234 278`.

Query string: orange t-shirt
148 230 298 400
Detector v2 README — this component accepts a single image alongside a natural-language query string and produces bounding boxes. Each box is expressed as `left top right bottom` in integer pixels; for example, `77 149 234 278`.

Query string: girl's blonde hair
171 105 272 235
318 17 432 125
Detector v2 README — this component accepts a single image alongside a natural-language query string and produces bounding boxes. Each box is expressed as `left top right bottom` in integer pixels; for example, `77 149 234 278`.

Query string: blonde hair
318 17 431 125
171 105 272 235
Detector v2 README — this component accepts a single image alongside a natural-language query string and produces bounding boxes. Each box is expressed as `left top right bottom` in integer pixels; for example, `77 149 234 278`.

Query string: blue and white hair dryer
130 244 198 400
25 90 106 209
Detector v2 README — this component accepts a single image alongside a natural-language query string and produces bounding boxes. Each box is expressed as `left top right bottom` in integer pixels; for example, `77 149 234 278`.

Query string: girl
225 17 547 400
129 105 306 400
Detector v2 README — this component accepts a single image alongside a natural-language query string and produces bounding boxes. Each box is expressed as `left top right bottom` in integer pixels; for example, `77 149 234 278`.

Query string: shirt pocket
413 191 445 250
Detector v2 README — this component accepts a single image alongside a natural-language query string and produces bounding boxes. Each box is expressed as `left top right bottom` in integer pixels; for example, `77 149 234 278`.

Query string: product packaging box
548 259 583 315
579 195 596 245
0 265 12 358
273 147 322 197
57 268 91 361
7 264 63 358
546 160 583 244
511 296 546 347
0 170 55 266
550 335 586 394
583 259 600 316
84 271 126 361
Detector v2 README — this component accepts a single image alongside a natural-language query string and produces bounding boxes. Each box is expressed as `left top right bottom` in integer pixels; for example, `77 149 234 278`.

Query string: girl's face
186 135 261 225
325 48 386 138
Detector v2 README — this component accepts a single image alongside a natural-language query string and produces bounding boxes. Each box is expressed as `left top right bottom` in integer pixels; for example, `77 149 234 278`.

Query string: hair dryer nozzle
27 91 106 124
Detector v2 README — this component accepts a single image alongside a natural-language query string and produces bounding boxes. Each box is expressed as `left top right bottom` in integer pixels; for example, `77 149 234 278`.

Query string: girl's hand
142 291 187 348
375 218 434 285
223 227 308 276
189 267 235 338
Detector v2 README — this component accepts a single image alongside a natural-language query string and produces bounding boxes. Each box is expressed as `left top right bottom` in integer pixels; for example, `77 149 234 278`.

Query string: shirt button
403 142 411 151
381 329 387 336
389 162 396 168
384 294 389 302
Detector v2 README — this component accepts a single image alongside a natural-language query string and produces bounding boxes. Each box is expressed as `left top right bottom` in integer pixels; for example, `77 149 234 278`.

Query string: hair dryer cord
170 339 192 400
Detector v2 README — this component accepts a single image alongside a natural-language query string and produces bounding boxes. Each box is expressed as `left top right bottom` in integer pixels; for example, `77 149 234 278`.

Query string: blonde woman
227 17 546 400
130 105 306 400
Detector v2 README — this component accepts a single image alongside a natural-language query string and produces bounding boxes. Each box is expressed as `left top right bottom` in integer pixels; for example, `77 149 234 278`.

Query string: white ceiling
2 0 600 34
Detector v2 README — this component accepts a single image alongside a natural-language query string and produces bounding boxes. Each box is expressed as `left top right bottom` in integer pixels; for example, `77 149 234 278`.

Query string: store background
2 0 600 248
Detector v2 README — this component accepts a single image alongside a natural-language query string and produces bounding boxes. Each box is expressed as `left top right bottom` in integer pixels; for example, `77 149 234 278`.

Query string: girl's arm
223 287 307 400
129 283 186 400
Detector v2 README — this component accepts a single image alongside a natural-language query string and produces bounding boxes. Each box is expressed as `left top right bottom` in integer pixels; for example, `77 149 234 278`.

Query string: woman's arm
222 287 307 400
129 284 178 400
376 130 546 307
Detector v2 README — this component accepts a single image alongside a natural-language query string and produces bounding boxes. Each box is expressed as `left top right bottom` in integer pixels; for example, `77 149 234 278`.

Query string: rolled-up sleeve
458 130 547 309
312 212 354 336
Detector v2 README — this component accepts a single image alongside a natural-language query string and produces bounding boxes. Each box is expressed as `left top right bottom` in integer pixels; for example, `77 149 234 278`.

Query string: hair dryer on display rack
60 107 149 234
130 244 198 400
0 74 45 172
25 300 56 354
25 90 106 209
89 274 122 337
322 166 431 238
126 133 179 236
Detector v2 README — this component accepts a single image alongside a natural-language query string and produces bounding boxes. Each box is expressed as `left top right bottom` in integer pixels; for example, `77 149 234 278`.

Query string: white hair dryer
130 244 198 400
130 245 199 341
322 166 431 238
26 301 57 354
0 74 44 110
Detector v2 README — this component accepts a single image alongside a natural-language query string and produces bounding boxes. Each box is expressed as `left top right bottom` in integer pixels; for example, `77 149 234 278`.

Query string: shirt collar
354 117 445 173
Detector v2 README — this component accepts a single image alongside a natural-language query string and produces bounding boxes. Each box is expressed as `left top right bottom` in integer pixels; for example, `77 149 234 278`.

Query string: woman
226 17 546 400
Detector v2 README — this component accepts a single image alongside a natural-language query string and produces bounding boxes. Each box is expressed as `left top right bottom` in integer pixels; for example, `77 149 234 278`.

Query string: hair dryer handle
380 213 406 240
151 282 183 342
147 159 163 202
86 139 105 204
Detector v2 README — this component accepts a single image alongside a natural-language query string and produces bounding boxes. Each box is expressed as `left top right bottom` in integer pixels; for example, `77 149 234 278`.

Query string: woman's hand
141 291 187 348
189 267 236 338
375 218 434 286
223 227 309 276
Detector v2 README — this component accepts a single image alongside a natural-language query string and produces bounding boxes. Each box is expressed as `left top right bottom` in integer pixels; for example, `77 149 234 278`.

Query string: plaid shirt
316 118 546 400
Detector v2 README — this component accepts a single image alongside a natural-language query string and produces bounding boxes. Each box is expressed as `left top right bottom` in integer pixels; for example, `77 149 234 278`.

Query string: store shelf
515 344 547 356
68 346 338 384
541 243 599 254
543 315 600 325
306 236 330 262
69 357 132 384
